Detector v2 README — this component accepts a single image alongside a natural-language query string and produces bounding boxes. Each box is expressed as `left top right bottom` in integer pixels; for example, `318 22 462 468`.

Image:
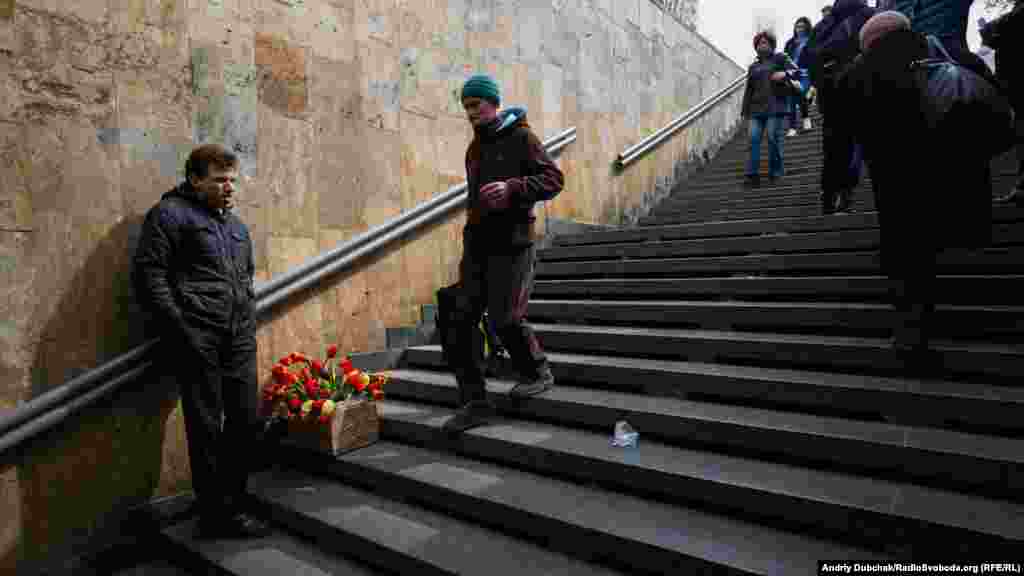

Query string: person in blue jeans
784 17 814 135
740 30 800 187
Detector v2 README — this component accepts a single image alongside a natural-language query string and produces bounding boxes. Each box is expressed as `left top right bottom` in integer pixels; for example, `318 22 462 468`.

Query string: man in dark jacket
443 74 565 433
802 0 876 214
983 1 1024 203
133 144 271 538
843 13 992 357
740 31 800 188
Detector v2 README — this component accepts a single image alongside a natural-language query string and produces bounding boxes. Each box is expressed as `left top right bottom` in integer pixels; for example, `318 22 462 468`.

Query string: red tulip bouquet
261 344 388 425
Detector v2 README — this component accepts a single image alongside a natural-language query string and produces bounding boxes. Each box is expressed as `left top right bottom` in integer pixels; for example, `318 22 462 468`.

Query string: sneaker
509 365 554 398
198 514 273 539
786 128 798 137
442 401 496 433
743 174 760 188
803 118 813 131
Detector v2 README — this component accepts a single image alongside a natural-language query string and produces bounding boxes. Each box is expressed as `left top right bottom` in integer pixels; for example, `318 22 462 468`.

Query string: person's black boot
744 174 760 188
442 400 496 433
509 364 554 398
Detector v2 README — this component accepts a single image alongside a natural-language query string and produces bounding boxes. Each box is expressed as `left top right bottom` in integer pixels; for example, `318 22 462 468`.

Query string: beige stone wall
0 0 742 570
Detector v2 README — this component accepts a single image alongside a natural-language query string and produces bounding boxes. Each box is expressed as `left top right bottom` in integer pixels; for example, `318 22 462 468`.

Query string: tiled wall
0 0 742 570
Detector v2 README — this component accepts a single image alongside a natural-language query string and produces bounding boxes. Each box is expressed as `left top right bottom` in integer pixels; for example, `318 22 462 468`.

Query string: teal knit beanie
460 74 501 106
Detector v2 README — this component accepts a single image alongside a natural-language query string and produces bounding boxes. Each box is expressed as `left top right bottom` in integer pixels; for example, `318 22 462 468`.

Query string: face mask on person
756 46 773 57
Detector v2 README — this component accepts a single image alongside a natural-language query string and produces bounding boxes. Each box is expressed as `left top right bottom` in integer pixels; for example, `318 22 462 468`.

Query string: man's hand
480 181 511 211
770 71 787 82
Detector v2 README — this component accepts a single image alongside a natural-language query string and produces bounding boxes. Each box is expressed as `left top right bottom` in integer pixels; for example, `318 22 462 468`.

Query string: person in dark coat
784 17 815 135
740 31 799 188
443 74 565 433
133 144 271 539
983 1 1024 203
881 0 995 83
802 0 876 214
841 13 992 355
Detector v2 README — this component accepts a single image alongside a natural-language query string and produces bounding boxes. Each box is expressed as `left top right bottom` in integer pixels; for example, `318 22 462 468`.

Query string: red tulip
327 345 338 359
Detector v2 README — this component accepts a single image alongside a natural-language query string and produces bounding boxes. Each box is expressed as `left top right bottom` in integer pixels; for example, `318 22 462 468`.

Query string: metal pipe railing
0 126 576 456
615 74 747 169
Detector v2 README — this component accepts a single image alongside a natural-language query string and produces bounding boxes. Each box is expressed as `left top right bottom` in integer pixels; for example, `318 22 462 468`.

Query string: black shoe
744 174 760 188
509 365 554 398
442 401 496 433
198 513 273 539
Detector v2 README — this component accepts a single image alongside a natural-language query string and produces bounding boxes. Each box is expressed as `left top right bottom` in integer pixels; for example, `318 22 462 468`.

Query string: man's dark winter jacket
464 107 564 252
133 183 257 342
884 0 974 49
740 52 798 118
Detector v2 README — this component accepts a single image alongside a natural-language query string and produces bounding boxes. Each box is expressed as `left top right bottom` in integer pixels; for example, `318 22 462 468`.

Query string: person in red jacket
443 74 565 433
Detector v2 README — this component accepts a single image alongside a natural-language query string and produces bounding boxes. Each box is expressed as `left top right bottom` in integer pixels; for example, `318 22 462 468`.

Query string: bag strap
925 34 954 63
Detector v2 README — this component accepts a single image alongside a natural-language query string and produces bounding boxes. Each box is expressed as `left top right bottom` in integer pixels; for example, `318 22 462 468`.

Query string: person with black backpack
841 11 1004 358
801 0 877 215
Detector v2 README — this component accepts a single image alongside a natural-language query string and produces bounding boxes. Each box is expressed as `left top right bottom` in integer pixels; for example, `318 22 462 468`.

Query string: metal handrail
0 126 577 456
615 74 747 169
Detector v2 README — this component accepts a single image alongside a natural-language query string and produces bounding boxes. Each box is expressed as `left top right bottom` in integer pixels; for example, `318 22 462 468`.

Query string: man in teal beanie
439 73 565 433
460 74 502 107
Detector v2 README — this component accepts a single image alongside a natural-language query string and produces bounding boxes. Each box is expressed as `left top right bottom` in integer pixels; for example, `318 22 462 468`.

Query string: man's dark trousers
171 321 259 520
447 244 546 405
819 83 861 211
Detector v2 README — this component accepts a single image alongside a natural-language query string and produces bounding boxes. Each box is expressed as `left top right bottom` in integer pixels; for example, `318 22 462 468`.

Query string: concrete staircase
154 111 1024 575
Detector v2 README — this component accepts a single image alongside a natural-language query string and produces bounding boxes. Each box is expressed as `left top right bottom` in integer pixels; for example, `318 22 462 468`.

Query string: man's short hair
185 144 239 181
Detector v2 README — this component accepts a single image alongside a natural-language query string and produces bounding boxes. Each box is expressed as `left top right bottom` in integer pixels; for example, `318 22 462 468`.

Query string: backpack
809 15 866 90
435 283 506 374
911 35 1016 159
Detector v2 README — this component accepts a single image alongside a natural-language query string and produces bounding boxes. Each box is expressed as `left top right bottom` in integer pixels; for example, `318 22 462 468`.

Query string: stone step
525 323 1024 382
540 224 1024 262
554 213 881 246
539 228 884 262
660 178 872 199
111 559 192 576
275 439 883 575
535 248 1024 278
640 204 845 224
640 204 1024 227
648 201 877 224
245 467 624 576
531 275 1024 304
656 191 878 212
161 519 385 576
381 368 1024 500
525 299 1024 338
375 400 1024 555
402 346 1024 436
